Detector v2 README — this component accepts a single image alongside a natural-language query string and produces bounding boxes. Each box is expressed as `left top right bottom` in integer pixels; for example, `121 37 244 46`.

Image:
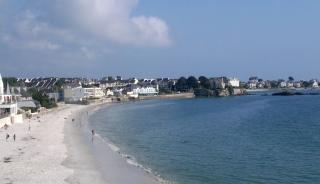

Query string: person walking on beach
92 129 95 136
13 134 16 141
6 134 9 141
91 129 95 142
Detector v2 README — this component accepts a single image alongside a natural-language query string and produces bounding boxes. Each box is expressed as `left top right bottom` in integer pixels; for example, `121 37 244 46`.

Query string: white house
286 81 294 88
64 86 85 103
84 87 105 99
247 82 257 89
311 80 319 88
133 86 158 96
0 74 21 127
105 89 114 96
228 78 240 88
279 81 287 88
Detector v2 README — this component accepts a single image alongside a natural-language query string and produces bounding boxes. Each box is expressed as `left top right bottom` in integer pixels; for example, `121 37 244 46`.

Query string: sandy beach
0 103 161 184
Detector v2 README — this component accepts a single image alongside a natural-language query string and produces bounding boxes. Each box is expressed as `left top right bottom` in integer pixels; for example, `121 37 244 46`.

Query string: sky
0 0 320 80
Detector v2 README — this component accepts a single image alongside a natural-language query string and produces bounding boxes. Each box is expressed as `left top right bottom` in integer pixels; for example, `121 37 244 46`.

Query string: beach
0 103 161 184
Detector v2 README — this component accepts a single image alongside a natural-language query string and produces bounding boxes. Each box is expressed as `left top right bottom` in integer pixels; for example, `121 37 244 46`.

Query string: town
1 73 320 127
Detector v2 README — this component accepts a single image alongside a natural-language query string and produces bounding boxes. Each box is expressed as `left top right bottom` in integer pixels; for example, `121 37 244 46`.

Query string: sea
89 95 320 184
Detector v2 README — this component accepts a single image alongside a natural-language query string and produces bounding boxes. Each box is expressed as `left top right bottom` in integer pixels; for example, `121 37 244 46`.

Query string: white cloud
55 0 171 46
0 0 171 66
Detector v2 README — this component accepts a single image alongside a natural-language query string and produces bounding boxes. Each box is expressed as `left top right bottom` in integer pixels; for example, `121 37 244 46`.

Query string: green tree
270 80 279 88
187 76 199 89
2 77 19 86
176 77 188 92
29 89 57 109
302 81 311 88
288 76 294 82
198 76 210 89
53 79 65 91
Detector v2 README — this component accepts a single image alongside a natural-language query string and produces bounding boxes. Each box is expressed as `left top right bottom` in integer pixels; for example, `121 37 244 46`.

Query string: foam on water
94 133 173 184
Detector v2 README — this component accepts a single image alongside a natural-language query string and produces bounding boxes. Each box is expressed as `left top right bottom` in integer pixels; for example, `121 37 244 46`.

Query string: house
105 89 114 96
294 82 302 88
133 86 158 96
64 86 85 103
286 81 294 88
228 78 240 88
247 82 257 89
84 87 104 99
279 81 287 88
211 77 226 89
0 74 22 127
311 80 319 88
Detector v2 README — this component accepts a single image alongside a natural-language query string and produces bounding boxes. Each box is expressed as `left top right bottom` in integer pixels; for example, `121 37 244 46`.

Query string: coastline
0 104 74 184
63 101 163 184
0 101 163 184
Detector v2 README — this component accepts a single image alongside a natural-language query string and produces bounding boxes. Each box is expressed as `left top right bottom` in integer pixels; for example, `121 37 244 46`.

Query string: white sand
0 103 162 184
0 104 76 184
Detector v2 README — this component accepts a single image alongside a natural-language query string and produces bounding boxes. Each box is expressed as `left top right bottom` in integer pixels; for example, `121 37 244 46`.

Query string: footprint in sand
3 157 12 163
4 177 13 184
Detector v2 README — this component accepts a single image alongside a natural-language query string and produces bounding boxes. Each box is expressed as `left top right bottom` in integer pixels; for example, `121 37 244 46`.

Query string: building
279 81 287 88
286 81 294 88
311 80 319 88
211 77 226 89
64 86 85 103
247 82 257 89
133 86 158 96
64 86 105 103
0 74 21 127
294 82 302 88
84 87 104 99
228 78 240 88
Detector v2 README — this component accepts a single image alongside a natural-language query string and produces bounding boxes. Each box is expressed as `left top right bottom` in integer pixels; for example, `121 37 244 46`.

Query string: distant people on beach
92 129 95 136
6 134 9 141
91 129 95 142
13 134 16 141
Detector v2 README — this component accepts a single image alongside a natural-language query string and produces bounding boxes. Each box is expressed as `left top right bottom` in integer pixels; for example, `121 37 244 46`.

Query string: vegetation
53 79 66 91
28 88 57 109
198 76 211 89
175 77 188 92
186 76 199 89
2 77 21 87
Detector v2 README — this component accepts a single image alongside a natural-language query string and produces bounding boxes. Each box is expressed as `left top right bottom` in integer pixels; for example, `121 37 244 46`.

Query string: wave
94 133 174 184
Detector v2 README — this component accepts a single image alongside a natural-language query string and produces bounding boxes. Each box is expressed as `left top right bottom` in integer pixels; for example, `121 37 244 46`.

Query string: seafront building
0 74 22 127
228 78 240 88
133 86 159 96
64 85 105 103
84 87 104 99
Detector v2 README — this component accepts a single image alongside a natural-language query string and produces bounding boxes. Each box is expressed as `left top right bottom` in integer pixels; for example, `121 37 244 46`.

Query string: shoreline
0 104 74 184
63 101 163 184
0 101 164 184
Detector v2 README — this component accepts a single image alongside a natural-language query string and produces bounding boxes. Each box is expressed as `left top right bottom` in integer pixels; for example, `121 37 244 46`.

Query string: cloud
55 0 171 46
0 0 171 50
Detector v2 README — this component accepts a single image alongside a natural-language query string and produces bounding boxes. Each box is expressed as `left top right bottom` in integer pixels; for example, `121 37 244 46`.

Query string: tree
198 76 210 89
270 80 279 88
288 76 294 82
151 80 158 86
187 76 199 89
107 76 115 82
29 88 57 109
2 77 19 86
175 77 188 92
302 81 311 88
53 79 65 91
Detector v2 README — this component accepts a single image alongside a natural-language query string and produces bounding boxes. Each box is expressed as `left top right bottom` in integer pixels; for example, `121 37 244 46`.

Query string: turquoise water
90 96 320 184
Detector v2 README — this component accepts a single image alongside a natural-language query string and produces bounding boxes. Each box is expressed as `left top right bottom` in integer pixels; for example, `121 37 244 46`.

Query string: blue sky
1 0 320 80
